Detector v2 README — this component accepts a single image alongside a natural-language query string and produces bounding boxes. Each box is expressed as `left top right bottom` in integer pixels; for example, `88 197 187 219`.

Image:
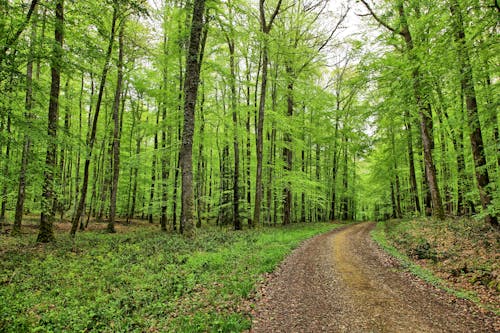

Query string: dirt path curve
250 222 498 332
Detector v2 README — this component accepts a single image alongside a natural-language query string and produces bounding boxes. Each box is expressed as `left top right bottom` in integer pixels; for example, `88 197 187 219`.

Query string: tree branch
358 0 400 35
267 0 283 30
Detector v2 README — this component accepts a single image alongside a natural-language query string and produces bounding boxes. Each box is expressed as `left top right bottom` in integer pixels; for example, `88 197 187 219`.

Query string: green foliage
0 222 342 332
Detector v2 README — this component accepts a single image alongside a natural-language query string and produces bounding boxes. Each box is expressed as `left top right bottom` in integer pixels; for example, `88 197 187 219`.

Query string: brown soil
250 222 499 332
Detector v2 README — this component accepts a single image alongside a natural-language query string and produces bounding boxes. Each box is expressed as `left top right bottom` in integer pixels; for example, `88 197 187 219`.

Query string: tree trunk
283 65 293 225
227 35 241 230
0 97 11 223
108 23 125 233
38 0 63 243
404 111 421 214
179 0 206 237
148 107 159 224
253 0 282 226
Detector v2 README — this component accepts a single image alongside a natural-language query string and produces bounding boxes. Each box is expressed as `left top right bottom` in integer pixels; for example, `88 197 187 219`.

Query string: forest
1 0 498 240
1 0 499 331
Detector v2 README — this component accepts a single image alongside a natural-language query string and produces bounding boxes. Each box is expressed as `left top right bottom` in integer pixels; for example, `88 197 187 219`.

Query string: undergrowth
0 222 342 332
372 218 499 314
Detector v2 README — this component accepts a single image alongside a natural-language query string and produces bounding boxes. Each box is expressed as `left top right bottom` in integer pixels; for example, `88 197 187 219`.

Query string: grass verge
371 219 499 315
0 222 343 332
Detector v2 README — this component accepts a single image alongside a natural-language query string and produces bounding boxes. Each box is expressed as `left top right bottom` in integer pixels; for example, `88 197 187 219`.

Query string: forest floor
249 222 499 332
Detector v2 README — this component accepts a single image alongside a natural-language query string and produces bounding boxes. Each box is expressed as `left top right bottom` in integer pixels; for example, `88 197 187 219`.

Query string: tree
38 0 64 243
253 0 283 227
107 22 125 233
179 0 207 237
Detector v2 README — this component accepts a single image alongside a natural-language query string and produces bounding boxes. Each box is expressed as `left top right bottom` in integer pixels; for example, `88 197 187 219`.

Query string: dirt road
250 222 498 332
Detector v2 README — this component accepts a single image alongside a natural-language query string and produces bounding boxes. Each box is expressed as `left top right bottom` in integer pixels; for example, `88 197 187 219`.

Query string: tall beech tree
38 0 64 243
253 0 282 227
179 0 207 237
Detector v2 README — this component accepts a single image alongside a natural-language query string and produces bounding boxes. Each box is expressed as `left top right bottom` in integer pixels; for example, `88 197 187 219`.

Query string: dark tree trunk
283 65 293 225
149 107 159 224
0 97 11 223
160 106 169 231
228 40 241 230
38 0 63 243
179 0 206 237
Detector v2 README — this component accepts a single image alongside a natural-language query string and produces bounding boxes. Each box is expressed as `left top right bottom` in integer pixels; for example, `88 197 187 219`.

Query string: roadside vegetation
0 221 342 332
372 218 499 314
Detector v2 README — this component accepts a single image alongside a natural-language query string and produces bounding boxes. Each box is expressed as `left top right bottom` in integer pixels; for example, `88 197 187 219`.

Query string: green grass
370 220 497 314
0 222 343 332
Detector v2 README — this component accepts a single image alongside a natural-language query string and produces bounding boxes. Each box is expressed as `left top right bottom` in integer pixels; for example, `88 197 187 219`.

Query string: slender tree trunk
179 0 206 237
404 111 421 214
330 118 339 221
130 137 141 222
70 5 117 236
341 138 349 221
148 108 159 224
108 23 125 233
227 35 241 230
253 0 282 226
38 0 63 243
283 65 294 225
0 100 11 223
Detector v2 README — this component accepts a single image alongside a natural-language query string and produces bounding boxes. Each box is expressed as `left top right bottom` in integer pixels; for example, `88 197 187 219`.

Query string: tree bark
404 111 421 214
283 65 294 225
179 0 206 237
38 0 63 243
108 23 125 233
228 37 241 230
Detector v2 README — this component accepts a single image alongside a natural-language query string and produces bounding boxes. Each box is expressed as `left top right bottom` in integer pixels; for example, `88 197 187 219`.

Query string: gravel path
250 222 499 332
